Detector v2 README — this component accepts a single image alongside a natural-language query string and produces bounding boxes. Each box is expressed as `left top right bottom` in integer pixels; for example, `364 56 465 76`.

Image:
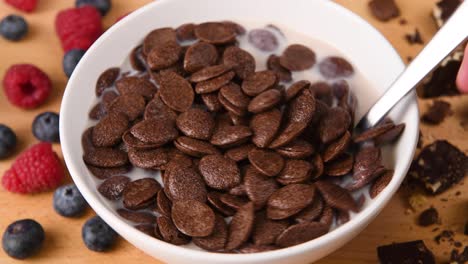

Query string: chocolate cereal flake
171 199 216 237
96 67 120 96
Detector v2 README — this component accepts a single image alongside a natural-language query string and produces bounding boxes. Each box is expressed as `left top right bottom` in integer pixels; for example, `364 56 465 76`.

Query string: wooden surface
0 0 466 263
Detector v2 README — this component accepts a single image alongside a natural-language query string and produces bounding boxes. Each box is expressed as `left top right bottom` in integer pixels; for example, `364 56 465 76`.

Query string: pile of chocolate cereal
81 21 405 253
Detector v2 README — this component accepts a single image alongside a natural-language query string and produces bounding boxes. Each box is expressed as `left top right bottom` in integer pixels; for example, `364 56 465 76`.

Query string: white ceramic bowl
60 0 419 263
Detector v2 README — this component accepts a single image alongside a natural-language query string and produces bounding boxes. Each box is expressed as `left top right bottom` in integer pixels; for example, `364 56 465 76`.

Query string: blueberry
76 0 111 16
32 112 60 142
82 216 117 252
63 49 86 78
2 219 45 259
53 184 87 217
0 124 17 159
0 15 28 41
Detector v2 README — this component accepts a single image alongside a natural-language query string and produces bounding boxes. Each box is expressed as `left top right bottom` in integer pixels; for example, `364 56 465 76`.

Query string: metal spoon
356 1 468 130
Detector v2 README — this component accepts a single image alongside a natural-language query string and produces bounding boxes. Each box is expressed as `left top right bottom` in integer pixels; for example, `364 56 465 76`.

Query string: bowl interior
60 0 419 263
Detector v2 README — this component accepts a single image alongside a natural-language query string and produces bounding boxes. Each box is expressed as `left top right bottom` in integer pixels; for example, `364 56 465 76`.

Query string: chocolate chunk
156 189 172 217
252 211 289 246
405 29 424 45
277 159 313 185
318 107 351 144
130 117 178 146
244 166 279 209
267 184 315 220
157 216 191 245
248 29 279 52
96 67 120 96
421 100 452 124
279 44 316 71
226 202 255 250
248 148 285 177
242 70 277 96
323 131 351 162
147 41 182 70
184 42 218 73
199 154 241 190
420 58 461 98
176 108 215 140
98 175 130 200
377 240 435 264
267 55 292 82
210 125 252 148
315 181 358 212
91 112 129 147
174 136 219 158
87 164 131 180
108 94 146 121
176 23 196 42
318 57 354 79
369 0 401 21
294 194 324 223
171 199 215 237
190 64 232 83
222 46 256 79
83 147 129 168
195 71 235 94
143 27 177 55
194 22 236 44
250 108 282 148
128 148 169 169
411 140 467 194
165 166 207 202
158 71 194 112
435 0 463 25
418 207 439 226
116 76 157 100
117 209 155 224
248 89 282 113
207 192 236 217
275 222 328 247
224 143 254 162
450 246 468 263
123 178 161 210
193 214 227 251
369 170 394 198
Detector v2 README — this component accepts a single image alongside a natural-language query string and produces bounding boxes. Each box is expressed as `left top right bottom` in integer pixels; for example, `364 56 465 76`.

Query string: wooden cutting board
0 0 466 263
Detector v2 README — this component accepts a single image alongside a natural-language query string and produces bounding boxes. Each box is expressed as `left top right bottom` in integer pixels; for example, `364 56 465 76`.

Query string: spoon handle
358 1 468 129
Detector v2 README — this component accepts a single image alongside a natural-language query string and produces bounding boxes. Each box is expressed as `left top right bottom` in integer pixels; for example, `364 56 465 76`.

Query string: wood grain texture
0 0 466 263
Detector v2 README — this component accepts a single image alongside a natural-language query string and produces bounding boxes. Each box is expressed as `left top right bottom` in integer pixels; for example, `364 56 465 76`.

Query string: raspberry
4 0 38 13
55 6 103 52
2 142 64 194
3 64 52 109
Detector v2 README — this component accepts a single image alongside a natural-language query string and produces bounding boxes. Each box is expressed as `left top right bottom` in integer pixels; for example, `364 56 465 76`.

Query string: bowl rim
60 0 419 262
